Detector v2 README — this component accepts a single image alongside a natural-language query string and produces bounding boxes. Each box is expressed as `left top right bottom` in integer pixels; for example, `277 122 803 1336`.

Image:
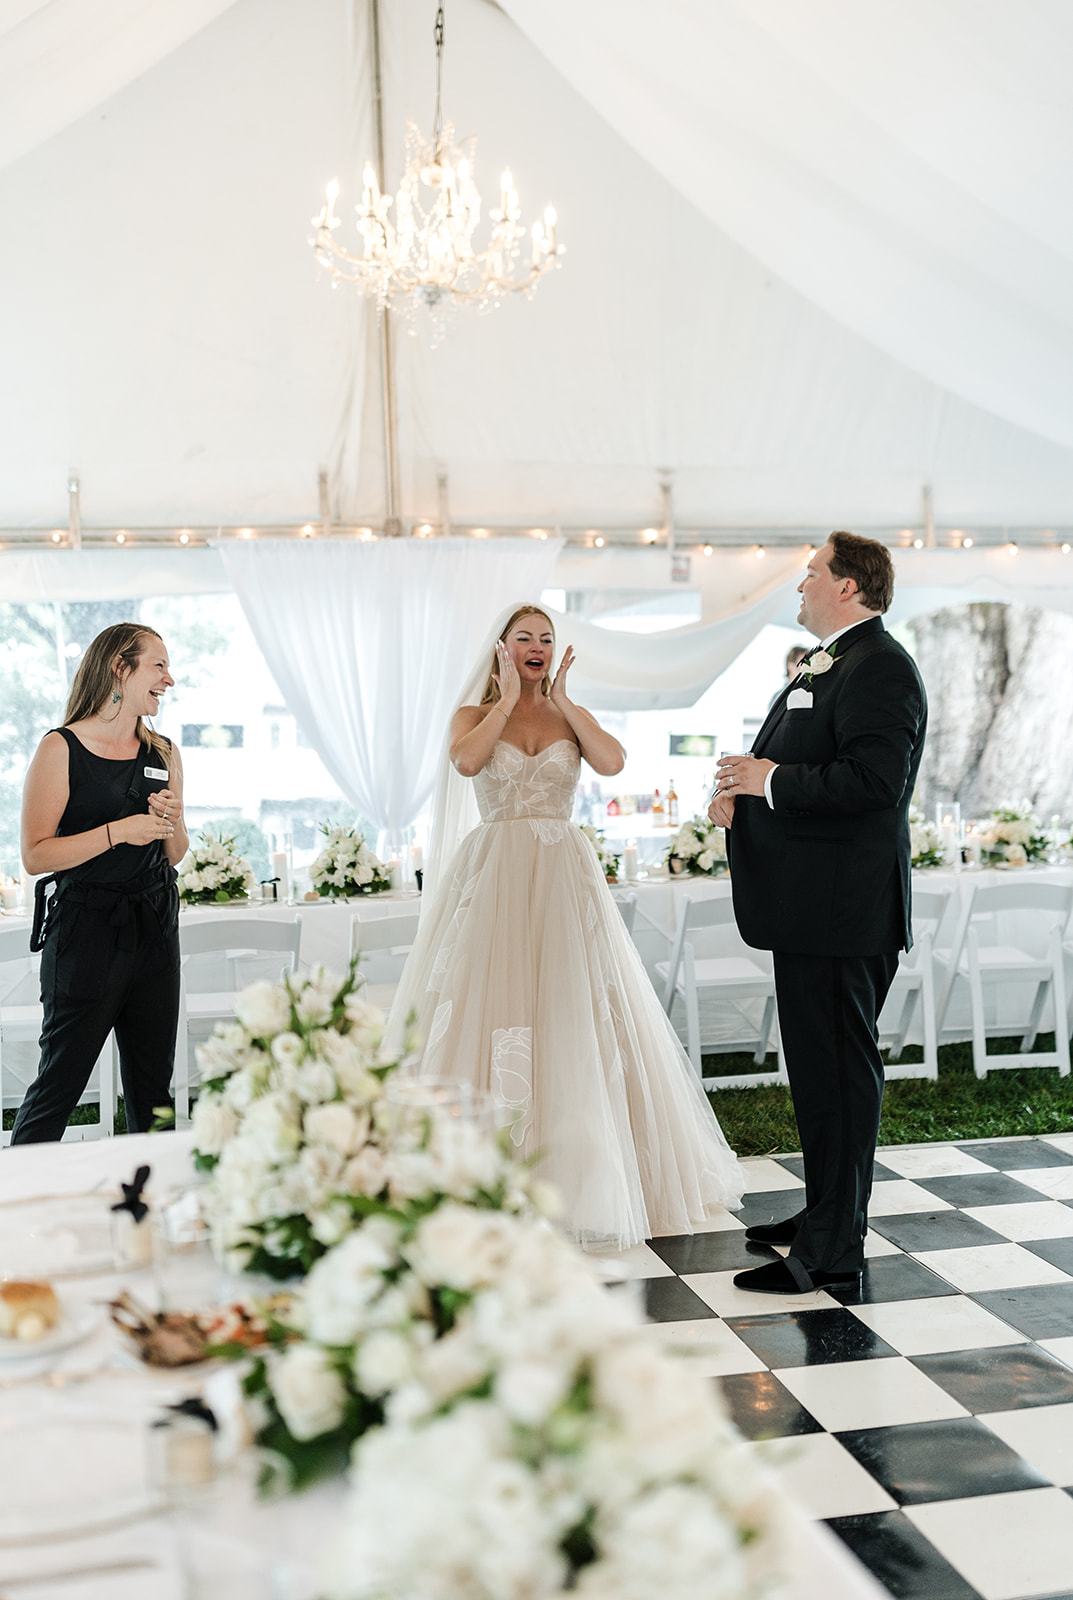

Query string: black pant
11 887 180 1144
773 949 899 1277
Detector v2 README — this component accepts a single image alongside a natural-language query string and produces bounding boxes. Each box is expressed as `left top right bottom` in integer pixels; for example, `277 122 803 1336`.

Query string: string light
239 528 253 539
913 538 924 549
115 531 127 544
755 546 766 559
642 528 659 545
359 528 374 541
962 536 974 549
703 544 713 556
178 530 190 545
50 531 62 544
1063 544 1071 555
1007 542 1019 555
531 529 548 539
594 535 605 548
301 525 315 538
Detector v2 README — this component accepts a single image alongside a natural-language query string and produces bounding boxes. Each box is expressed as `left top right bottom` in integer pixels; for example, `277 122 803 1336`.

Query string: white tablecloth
0 1132 883 1600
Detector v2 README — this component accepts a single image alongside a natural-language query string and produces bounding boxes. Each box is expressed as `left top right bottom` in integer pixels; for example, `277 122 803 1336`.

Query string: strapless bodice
473 739 580 823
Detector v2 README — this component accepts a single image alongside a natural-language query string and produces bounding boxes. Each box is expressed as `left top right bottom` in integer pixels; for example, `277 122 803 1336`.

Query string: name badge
786 689 813 710
144 765 169 780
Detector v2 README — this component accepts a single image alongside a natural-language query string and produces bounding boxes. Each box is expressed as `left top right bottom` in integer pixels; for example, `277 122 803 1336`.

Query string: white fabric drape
0 0 239 172
217 537 562 842
500 0 1073 454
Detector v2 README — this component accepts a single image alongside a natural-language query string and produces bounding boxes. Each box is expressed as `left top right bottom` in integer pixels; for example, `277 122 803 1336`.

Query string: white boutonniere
800 646 839 685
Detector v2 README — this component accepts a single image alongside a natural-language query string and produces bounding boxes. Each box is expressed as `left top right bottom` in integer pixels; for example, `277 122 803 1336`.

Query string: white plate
0 1413 164 1545
0 1194 116 1277
0 1303 101 1365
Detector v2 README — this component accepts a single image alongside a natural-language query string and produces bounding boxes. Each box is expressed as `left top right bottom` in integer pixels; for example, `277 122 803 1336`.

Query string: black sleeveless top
54 727 172 887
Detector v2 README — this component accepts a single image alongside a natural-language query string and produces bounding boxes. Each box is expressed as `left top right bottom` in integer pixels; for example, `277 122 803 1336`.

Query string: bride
391 603 744 1248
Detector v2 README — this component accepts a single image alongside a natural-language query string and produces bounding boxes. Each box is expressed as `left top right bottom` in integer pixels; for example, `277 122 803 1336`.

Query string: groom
710 532 927 1294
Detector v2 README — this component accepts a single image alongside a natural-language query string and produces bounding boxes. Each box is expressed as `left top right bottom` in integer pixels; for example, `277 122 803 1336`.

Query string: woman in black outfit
13 623 188 1143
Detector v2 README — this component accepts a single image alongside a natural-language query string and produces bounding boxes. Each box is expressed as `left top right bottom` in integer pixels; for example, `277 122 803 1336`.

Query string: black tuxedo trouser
772 949 899 1278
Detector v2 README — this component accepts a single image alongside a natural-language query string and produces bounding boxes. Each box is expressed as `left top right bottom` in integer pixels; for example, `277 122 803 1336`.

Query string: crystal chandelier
311 5 563 337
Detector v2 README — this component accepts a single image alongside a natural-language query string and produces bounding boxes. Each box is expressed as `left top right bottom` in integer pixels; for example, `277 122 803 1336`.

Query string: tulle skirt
390 819 744 1249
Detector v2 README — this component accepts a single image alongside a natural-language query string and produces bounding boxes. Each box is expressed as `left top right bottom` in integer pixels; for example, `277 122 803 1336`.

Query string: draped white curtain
217 537 562 843
500 0 1073 454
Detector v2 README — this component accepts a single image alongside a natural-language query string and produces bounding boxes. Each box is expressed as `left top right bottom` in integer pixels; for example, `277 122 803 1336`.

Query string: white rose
241 1092 301 1160
236 981 292 1038
304 1101 366 1155
303 1218 401 1345
1005 843 1028 866
406 1205 517 1290
269 1344 347 1441
697 851 715 872
290 1054 337 1104
356 1329 416 1396
342 1144 389 1197
495 1359 571 1425
191 1094 238 1155
807 648 834 675
311 1201 352 1246
270 1031 305 1068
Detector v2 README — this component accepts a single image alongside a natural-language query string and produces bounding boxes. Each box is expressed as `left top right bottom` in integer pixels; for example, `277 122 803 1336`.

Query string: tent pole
371 0 402 535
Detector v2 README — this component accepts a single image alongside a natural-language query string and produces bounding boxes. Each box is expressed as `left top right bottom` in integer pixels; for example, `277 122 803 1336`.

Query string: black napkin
111 1164 151 1225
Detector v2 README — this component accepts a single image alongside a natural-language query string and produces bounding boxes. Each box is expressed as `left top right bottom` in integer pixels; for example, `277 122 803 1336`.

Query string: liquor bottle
667 778 679 827
652 788 664 818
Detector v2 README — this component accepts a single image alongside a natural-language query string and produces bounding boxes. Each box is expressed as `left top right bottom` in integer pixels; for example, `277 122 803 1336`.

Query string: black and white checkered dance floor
614 1134 1073 1600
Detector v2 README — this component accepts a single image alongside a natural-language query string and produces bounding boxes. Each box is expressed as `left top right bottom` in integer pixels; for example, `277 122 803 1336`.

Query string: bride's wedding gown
392 738 744 1248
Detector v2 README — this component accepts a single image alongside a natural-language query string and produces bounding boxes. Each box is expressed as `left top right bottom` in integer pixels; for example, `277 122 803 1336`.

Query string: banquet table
611 864 1073 1052
0 1130 885 1600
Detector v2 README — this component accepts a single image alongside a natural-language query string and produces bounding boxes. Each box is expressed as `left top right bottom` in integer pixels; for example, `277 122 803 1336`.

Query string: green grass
8 1040 1073 1156
2 1100 129 1134
706 1035 1073 1157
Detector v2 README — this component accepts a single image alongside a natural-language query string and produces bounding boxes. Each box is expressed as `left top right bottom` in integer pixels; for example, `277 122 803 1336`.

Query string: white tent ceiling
1 0 1072 535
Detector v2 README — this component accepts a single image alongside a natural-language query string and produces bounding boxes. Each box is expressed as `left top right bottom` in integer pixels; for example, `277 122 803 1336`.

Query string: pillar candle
271 851 289 900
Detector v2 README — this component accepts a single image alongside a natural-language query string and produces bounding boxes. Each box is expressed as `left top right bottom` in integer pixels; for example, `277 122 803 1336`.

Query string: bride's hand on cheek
494 641 521 711
549 646 575 708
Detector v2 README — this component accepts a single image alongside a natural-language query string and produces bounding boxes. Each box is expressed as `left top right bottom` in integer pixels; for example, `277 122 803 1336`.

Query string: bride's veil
422 602 537 911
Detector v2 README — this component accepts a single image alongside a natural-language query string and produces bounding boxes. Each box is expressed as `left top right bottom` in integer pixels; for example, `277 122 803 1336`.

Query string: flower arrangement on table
978 802 1050 868
315 1216 782 1600
176 829 257 904
308 823 392 899
908 807 945 870
579 824 622 883
191 964 421 1277
665 815 728 877
222 1200 782 1597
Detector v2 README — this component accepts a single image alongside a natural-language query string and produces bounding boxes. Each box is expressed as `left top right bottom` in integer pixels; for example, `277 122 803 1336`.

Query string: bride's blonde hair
479 605 555 704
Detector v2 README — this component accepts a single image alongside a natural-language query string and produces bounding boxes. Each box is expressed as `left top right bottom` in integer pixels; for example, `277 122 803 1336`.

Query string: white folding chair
615 893 638 936
348 910 421 1013
0 924 116 1143
655 895 785 1088
937 881 1073 1079
879 884 953 1081
175 916 303 1123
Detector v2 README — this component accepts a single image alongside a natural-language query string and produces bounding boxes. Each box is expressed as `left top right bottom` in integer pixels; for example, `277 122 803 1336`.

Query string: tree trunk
907 603 1073 822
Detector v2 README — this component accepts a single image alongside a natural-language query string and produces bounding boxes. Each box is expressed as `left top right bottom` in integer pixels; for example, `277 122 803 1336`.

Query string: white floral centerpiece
308 823 391 899
580 824 622 882
223 1181 565 1486
908 807 945 870
311 1210 785 1600
979 801 1050 867
666 815 728 877
177 828 257 904
191 964 419 1278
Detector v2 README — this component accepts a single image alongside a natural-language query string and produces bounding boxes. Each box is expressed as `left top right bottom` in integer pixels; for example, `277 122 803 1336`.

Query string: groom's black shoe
744 1217 800 1246
732 1259 862 1296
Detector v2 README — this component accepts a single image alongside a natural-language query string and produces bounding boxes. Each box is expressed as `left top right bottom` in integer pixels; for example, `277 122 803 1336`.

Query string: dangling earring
111 689 121 704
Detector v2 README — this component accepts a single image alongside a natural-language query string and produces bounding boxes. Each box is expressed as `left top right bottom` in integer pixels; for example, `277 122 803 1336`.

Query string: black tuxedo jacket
726 617 927 957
